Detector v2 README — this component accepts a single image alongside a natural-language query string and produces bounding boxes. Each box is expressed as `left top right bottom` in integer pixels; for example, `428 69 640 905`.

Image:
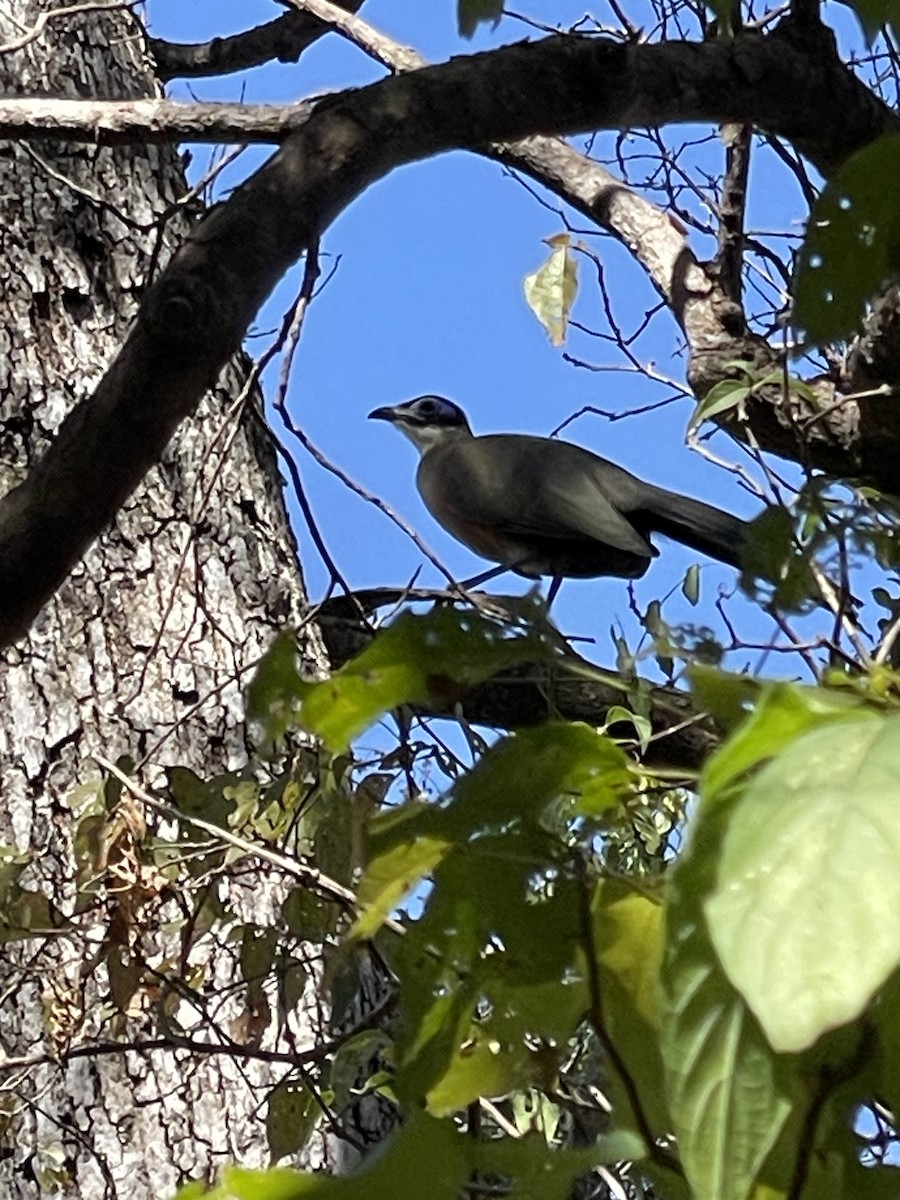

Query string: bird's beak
368 404 403 423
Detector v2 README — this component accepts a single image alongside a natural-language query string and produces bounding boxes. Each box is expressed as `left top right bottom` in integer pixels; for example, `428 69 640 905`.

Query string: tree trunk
0 4 325 1196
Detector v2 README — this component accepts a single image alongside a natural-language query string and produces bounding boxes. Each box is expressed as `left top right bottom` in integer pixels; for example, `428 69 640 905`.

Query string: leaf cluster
167 604 900 1200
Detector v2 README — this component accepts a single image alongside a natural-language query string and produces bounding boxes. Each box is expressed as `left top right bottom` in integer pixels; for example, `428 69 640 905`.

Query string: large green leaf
700 681 866 801
591 880 671 1136
705 714 900 1052
393 836 586 1109
661 799 793 1200
794 134 900 346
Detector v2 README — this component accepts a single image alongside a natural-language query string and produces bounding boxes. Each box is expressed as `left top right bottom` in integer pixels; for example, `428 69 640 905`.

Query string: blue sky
147 0 830 679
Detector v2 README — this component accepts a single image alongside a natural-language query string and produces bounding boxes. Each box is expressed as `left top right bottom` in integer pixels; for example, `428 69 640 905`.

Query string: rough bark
0 5 326 1197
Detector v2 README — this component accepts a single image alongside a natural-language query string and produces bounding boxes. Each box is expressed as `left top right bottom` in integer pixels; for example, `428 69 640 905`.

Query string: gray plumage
369 396 747 587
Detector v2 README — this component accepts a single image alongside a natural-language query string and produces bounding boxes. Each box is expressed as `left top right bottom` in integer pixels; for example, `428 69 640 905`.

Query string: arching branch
148 1 364 81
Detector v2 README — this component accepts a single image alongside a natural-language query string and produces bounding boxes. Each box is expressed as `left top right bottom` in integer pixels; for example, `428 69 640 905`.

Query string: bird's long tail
640 491 748 569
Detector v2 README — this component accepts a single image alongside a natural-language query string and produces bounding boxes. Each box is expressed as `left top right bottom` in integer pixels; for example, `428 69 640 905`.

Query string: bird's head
368 395 472 453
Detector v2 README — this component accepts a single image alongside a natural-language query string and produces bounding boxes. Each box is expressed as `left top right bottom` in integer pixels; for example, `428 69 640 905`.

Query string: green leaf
457 0 502 37
395 840 587 1108
836 0 899 44
591 880 671 1135
197 1113 469 1200
329 1028 394 1111
682 563 701 606
795 133 900 346
661 795 793 1200
249 607 560 753
705 713 900 1052
688 379 750 433
425 1025 542 1116
166 766 247 827
266 1080 319 1163
352 828 450 939
689 665 760 732
282 888 341 943
603 704 652 753
239 925 279 986
701 680 865 801
354 724 636 1108
474 1130 646 1198
448 722 634 828
524 234 580 346
739 506 826 612
356 724 635 938
245 631 305 749
705 0 739 34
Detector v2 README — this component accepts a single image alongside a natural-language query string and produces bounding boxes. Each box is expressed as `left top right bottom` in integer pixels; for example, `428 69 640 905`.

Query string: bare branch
148 0 364 82
283 0 422 70
715 123 752 306
0 96 317 145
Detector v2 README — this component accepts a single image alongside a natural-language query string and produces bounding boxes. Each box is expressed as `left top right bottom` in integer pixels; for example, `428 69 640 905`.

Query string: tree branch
0 25 896 645
317 593 720 772
148 1 364 81
0 96 317 145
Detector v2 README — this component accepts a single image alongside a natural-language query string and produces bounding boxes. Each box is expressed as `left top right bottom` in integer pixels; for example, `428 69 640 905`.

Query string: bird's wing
421 436 655 558
526 468 656 556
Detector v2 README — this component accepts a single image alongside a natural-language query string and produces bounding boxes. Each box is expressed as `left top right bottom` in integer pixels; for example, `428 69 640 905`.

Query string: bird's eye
417 400 438 416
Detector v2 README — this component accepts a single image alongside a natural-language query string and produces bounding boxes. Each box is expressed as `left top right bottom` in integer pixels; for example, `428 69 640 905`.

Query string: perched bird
369 396 748 603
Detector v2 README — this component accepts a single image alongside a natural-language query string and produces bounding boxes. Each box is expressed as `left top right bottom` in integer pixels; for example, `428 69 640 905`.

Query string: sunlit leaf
352 830 449 939
603 704 652 752
449 722 634 827
795 133 900 346
662 796 793 1200
395 839 586 1107
701 680 865 801
248 608 561 753
706 714 900 1052
682 563 701 606
591 879 671 1135
524 234 579 346
689 665 760 732
425 1026 539 1116
688 379 749 432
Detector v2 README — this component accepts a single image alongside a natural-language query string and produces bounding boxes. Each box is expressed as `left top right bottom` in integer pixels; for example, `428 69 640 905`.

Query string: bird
368 396 748 604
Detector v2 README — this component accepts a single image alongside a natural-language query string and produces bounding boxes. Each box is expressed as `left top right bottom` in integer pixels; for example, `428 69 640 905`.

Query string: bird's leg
546 576 563 609
461 565 507 590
